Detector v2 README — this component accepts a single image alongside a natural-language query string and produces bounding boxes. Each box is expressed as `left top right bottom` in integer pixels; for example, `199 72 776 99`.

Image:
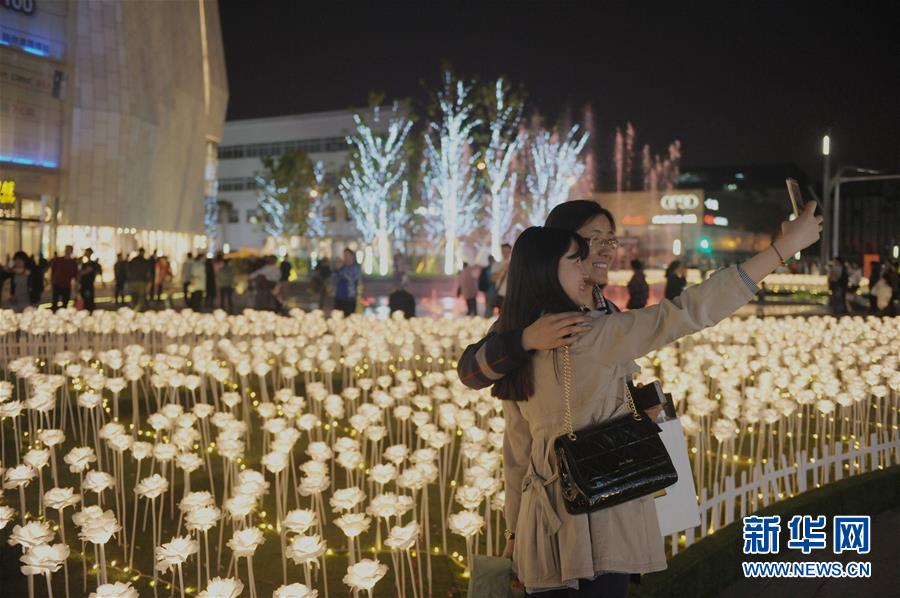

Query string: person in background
148 250 158 305
457 261 481 316
490 243 512 315
827 257 848 316
204 253 216 310
664 260 687 301
114 253 128 305
280 256 292 282
215 253 235 314
388 275 416 318
28 252 48 306
310 258 332 310
49 244 78 311
756 281 767 317
251 255 284 313
0 259 9 306
885 260 900 316
479 254 496 317
188 252 207 311
872 270 893 316
78 248 102 313
626 258 649 309
127 248 153 311
154 255 172 304
9 251 32 312
393 250 407 286
867 262 882 314
181 252 193 308
334 248 362 316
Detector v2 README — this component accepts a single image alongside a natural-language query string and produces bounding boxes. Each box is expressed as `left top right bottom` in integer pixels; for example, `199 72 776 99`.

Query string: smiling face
576 214 616 286
558 240 592 307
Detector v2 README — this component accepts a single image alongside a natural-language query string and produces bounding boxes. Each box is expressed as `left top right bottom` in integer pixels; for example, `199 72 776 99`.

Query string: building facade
216 107 399 260
590 164 818 270
0 0 227 273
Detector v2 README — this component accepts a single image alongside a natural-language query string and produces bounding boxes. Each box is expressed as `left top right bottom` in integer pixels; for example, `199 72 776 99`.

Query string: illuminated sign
621 215 648 226
660 193 700 210
1 0 35 16
0 180 16 204
652 213 697 225
704 198 719 211
703 214 729 227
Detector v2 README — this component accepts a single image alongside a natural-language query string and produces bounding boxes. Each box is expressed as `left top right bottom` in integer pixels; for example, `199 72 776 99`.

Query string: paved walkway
717 506 900 597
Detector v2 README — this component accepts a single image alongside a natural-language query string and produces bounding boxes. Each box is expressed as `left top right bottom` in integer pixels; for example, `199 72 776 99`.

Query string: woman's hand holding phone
774 200 824 257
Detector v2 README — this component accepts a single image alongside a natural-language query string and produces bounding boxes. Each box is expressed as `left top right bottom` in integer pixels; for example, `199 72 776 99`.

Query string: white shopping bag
654 418 701 536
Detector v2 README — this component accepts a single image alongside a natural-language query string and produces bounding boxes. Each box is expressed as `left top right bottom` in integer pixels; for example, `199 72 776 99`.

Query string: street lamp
820 133 831 268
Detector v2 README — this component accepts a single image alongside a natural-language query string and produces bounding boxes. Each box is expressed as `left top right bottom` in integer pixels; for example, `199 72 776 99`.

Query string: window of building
246 209 259 224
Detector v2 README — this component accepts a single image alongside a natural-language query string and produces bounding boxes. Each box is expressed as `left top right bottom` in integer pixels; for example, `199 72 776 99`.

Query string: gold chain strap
561 345 641 442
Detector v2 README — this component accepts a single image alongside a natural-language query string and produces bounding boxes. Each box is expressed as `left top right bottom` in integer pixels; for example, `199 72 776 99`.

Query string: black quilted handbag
553 346 677 515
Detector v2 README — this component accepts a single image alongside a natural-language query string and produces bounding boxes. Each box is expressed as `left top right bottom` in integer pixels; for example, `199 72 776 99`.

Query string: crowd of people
0 246 297 315
3 243 898 319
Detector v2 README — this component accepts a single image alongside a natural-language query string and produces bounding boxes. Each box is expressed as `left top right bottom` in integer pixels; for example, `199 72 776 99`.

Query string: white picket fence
670 430 900 555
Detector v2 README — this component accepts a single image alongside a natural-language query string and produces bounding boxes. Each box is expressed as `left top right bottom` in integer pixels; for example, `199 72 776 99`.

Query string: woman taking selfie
496 202 822 596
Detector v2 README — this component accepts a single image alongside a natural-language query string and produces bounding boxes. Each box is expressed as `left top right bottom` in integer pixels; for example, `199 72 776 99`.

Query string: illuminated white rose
38 429 66 446
448 510 484 538
329 487 366 512
0 505 17 530
82 470 115 494
64 446 97 473
185 505 221 533
199 577 244 598
131 441 153 461
225 494 256 520
227 527 265 557
272 583 318 598
286 534 326 565
135 474 169 499
384 521 420 551
89 582 139 598
156 535 199 572
262 450 288 474
20 542 70 576
3 464 36 489
176 452 204 473
343 559 388 592
8 521 55 549
335 513 371 538
44 487 81 511
282 509 317 535
77 508 120 544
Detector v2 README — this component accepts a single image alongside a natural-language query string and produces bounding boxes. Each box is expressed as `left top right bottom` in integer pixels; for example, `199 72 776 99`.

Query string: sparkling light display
483 79 525 261
420 72 483 274
306 161 329 240
339 104 412 276
524 125 589 226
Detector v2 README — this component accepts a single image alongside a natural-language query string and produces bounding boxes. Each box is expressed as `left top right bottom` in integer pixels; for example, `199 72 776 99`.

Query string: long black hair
545 199 617 233
493 227 589 402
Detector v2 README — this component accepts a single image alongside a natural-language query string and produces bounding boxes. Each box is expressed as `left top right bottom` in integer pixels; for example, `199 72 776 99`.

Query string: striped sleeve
456 328 532 390
736 263 761 295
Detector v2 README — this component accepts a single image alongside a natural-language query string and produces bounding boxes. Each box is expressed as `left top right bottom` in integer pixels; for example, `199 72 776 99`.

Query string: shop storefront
0 165 56 259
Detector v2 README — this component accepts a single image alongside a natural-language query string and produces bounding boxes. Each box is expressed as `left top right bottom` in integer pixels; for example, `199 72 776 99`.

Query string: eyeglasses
587 236 619 250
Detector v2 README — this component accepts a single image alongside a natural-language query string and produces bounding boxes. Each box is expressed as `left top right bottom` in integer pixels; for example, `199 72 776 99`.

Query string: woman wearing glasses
462 201 822 596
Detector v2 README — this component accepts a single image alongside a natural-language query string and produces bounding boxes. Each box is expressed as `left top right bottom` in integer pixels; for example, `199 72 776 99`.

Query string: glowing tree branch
484 78 525 260
307 161 328 239
255 150 319 246
420 73 483 275
524 125 589 226
339 105 412 275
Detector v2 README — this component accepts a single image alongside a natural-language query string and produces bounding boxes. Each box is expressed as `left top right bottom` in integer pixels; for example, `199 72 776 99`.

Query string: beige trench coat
503 266 757 589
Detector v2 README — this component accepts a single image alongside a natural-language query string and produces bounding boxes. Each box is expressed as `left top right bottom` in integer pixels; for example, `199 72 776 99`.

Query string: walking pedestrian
334 248 362 316
77 248 102 313
49 245 78 311
626 259 649 309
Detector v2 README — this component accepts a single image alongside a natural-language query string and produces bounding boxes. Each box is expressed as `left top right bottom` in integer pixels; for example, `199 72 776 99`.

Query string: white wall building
0 0 227 274
216 108 393 257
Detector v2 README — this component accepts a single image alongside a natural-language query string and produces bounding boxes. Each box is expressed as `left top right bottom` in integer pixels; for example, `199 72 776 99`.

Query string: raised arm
576 201 823 366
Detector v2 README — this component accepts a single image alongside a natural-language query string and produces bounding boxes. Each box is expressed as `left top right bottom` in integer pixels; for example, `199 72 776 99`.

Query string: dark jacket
626 271 649 309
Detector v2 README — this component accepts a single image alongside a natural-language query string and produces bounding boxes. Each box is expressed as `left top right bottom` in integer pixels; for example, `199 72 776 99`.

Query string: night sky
219 1 899 182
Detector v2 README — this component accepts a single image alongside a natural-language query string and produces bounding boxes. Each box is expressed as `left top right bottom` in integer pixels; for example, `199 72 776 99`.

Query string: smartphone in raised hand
785 178 805 218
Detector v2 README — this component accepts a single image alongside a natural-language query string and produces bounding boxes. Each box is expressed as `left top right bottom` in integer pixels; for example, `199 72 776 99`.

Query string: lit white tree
306 161 328 239
524 125 589 226
340 105 412 275
484 78 525 260
420 73 483 274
